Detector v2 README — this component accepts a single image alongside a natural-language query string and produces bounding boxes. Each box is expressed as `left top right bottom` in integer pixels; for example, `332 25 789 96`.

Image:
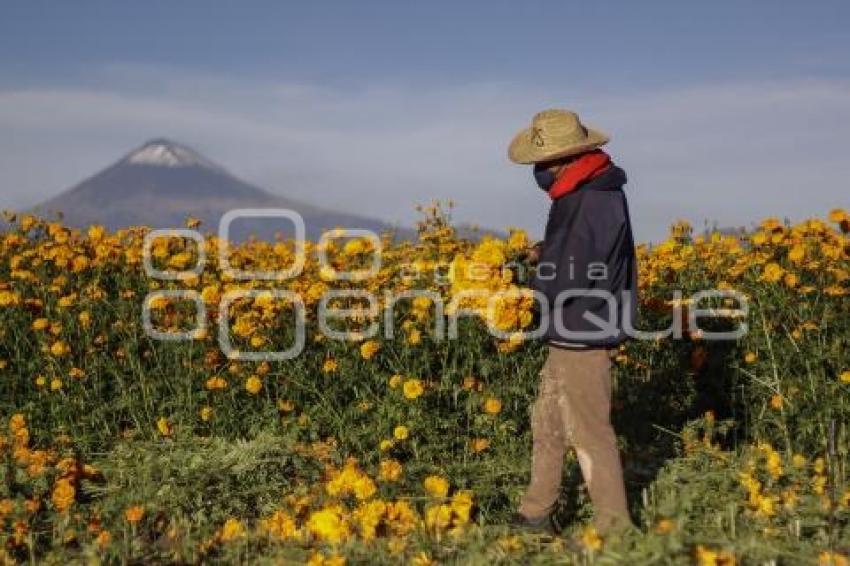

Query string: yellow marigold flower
406 328 422 345
71 255 90 272
199 406 213 422
278 399 295 412
31 318 49 331
424 503 453 530
69 367 85 379
770 394 783 410
840 370 850 384
388 374 403 388
766 450 783 479
205 376 228 390
393 425 409 441
744 352 758 364
792 453 807 468
352 475 377 500
49 340 71 357
156 417 173 437
411 552 436 566
696 545 736 566
307 551 347 566
814 475 828 495
497 534 524 553
451 490 474 525
755 493 778 517
483 397 502 415
379 439 394 451
322 358 338 373
423 475 449 498
359 340 381 360
788 244 805 263
462 376 478 390
818 551 849 566
219 518 245 542
828 208 848 223
469 438 490 453
50 378 63 391
9 413 26 433
581 525 603 551
307 506 350 543
51 478 75 513
0 290 20 307
412 295 432 312
402 378 425 400
260 510 297 540
378 459 403 482
814 457 826 474
87 224 105 241
760 262 784 283
245 375 262 395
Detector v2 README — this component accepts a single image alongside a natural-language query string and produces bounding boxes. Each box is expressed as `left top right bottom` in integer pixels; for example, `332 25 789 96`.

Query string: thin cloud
0 68 848 242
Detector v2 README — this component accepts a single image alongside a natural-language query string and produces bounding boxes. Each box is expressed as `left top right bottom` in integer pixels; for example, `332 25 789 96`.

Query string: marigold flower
219 518 245 542
260 510 297 540
49 340 71 357
469 438 490 453
156 417 173 437
245 375 262 395
483 397 502 415
307 506 349 543
423 475 449 498
402 378 425 400
581 525 603 550
359 340 381 360
51 478 75 513
393 425 409 441
378 459 403 482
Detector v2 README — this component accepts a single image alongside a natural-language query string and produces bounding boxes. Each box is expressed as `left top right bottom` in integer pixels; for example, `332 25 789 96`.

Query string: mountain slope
33 139 413 241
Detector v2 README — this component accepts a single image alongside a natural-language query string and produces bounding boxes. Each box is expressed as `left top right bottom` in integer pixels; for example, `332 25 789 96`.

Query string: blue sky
2 1 849 241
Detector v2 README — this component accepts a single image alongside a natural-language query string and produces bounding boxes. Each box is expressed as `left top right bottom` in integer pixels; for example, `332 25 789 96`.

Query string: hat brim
507 126 610 164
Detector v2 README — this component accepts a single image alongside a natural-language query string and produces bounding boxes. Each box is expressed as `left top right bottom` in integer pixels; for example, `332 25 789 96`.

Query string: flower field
1 205 849 564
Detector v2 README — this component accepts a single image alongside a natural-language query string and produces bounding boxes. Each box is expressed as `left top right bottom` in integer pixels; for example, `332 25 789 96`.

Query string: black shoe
509 512 557 535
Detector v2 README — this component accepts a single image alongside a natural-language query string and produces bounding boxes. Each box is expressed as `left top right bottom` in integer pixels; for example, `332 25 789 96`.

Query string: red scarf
548 149 611 200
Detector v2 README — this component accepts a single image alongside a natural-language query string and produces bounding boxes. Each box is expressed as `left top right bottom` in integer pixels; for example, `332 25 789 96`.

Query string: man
507 109 637 535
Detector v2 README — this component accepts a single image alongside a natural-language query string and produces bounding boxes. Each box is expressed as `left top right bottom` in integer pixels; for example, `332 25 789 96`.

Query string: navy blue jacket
531 165 638 348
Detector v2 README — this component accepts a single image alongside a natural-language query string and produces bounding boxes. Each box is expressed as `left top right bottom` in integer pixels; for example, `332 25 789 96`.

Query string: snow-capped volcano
33 139 411 240
123 139 223 170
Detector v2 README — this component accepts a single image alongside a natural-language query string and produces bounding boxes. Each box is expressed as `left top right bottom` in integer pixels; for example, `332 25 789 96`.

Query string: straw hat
508 109 609 164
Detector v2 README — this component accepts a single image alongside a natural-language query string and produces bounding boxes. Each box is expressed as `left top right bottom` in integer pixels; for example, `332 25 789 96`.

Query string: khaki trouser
518 346 631 533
